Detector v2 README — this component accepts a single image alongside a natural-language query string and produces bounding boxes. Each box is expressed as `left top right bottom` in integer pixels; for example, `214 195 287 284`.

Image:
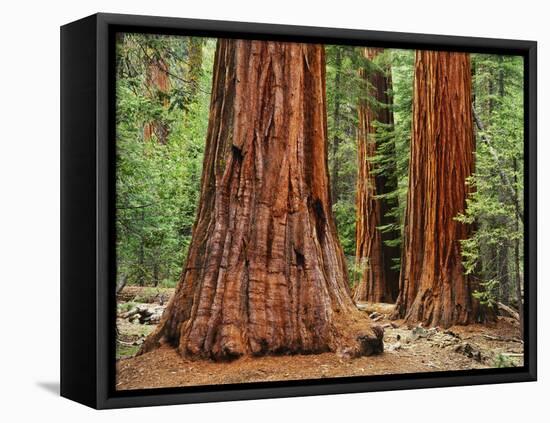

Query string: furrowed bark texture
392 51 477 328
141 39 382 361
144 56 170 144
354 48 399 304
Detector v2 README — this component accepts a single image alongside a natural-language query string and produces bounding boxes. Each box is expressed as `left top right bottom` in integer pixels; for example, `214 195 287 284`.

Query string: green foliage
133 287 162 303
116 34 216 288
325 45 365 256
116 343 140 360
385 49 414 226
117 301 137 313
332 200 357 254
472 279 499 308
492 353 517 368
457 54 524 306
371 49 414 263
325 47 413 267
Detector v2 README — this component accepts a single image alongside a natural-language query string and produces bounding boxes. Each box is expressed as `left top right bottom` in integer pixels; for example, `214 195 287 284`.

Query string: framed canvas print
60 13 537 409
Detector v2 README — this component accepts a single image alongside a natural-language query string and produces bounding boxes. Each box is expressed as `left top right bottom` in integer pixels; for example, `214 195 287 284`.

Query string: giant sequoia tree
392 51 479 328
354 48 400 304
140 39 383 361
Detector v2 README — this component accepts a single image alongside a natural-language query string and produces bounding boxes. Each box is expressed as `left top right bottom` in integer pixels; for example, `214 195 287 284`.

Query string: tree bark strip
141 39 382 360
187 37 203 102
392 50 480 328
496 64 510 304
330 48 343 204
513 157 524 339
143 55 170 144
354 47 399 304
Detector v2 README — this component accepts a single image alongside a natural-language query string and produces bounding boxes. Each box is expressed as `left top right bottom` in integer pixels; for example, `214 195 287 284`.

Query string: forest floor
116 287 523 391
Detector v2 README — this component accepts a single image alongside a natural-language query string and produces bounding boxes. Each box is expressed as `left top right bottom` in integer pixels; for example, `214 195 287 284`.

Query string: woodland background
2 1 545 422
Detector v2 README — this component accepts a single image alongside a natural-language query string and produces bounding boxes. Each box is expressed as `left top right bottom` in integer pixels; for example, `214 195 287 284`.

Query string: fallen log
482 334 523 344
119 304 165 324
120 307 139 319
500 352 523 357
117 339 141 346
497 302 520 321
356 302 396 315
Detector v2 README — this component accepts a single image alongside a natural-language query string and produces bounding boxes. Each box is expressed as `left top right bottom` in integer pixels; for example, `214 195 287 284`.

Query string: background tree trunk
141 39 382 361
330 48 342 205
137 208 146 286
513 157 524 338
187 37 203 102
143 55 170 144
392 51 479 328
354 47 399 303
496 62 510 304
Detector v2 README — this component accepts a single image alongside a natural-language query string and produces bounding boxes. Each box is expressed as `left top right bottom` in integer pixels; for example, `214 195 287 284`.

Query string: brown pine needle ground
116 299 522 391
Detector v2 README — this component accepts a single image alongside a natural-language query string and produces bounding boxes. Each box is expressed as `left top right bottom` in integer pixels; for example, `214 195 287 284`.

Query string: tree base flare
140 312 385 362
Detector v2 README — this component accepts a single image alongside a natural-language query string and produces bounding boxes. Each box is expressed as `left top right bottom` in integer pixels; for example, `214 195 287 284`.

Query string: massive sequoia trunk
392 51 478 328
140 39 383 361
354 48 399 304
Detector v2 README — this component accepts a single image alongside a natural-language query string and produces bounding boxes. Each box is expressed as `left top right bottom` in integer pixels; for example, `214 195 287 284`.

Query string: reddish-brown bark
140 39 383 361
392 50 478 328
143 56 170 144
354 48 399 304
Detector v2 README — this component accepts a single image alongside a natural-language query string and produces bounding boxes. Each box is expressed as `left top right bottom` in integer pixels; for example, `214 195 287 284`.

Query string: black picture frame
61 12 537 409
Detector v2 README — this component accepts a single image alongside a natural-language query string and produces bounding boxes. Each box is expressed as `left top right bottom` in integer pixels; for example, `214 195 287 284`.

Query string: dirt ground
116 288 523 391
